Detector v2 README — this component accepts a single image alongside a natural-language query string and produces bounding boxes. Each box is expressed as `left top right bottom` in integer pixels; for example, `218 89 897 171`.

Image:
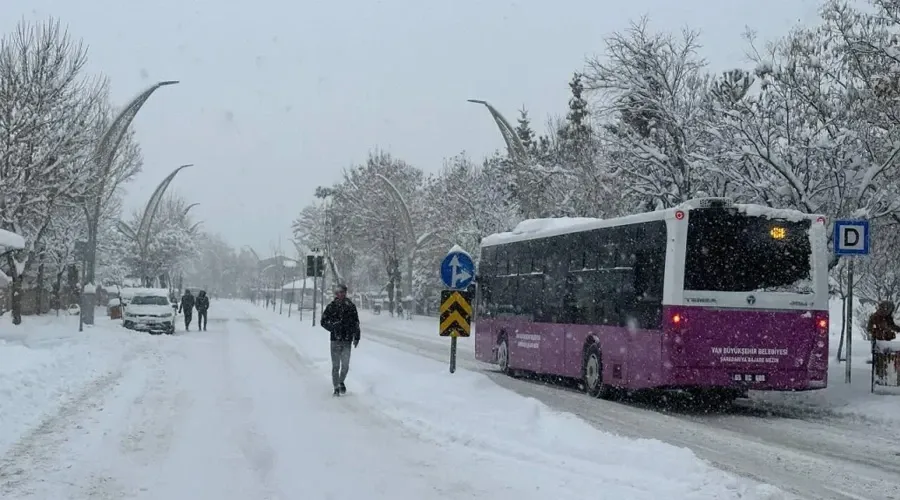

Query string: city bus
474 198 830 401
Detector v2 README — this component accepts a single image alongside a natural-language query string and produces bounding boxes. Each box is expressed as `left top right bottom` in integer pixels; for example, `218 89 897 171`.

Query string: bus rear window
684 209 812 293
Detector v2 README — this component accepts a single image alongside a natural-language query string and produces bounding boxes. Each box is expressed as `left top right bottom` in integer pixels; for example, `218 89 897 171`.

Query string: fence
872 340 900 391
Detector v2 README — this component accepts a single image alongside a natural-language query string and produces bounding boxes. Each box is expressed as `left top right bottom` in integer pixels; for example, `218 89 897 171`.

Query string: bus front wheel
583 346 614 399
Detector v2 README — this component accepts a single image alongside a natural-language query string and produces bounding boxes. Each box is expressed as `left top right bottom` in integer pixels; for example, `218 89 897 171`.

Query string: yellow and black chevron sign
439 290 473 337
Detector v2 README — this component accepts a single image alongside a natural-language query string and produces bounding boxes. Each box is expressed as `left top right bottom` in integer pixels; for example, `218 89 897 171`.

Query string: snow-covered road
0 303 785 500
358 311 900 500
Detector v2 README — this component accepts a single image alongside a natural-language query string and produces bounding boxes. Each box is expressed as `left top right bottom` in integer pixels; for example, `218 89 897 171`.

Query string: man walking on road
321 284 360 396
178 289 195 331
196 290 210 331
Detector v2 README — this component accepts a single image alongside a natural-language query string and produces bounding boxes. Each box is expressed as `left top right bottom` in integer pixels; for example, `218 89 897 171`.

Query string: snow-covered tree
119 192 200 287
0 18 106 324
585 19 712 212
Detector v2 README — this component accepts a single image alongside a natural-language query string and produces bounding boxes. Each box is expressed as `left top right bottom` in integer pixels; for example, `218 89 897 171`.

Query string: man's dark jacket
321 298 360 343
196 293 210 312
180 293 195 314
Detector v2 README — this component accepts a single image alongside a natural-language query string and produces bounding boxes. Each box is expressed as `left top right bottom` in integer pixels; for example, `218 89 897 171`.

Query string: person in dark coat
867 300 900 381
178 289 195 331
320 284 360 396
195 290 210 331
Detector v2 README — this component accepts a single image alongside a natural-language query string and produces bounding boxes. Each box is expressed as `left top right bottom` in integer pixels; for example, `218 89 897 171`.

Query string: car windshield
130 295 170 306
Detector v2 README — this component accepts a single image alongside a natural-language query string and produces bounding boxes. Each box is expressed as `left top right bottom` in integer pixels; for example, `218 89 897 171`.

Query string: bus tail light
815 313 828 336
667 311 687 333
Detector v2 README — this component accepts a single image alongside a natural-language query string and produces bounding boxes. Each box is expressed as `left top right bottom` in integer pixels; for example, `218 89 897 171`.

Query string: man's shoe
339 383 346 394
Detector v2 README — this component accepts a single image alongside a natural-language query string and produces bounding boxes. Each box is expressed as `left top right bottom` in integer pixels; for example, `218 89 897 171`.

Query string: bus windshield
684 208 813 293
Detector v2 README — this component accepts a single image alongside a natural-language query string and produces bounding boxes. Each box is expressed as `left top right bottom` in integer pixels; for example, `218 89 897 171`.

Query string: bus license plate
732 373 766 383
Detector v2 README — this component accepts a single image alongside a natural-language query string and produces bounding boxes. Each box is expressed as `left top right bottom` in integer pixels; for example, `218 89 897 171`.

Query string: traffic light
306 255 324 277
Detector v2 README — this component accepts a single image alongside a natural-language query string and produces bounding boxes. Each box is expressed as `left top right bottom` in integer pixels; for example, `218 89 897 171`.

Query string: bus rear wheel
497 337 511 375
583 346 614 399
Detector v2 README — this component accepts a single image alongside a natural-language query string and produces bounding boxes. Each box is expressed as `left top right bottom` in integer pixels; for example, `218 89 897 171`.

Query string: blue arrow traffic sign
440 247 475 290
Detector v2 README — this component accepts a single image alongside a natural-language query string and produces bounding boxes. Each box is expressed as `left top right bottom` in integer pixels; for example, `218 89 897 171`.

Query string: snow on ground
0 301 785 499
247 301 785 500
0 310 137 456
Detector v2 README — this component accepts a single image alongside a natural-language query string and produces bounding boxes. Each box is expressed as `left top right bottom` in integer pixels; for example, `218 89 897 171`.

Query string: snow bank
0 228 25 250
0 314 133 456
245 302 782 500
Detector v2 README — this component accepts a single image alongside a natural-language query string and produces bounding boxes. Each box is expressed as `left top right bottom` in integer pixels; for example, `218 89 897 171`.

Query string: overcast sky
5 0 821 257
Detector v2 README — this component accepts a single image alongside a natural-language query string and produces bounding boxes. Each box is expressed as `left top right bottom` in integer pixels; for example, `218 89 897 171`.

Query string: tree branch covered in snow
286 2 900 311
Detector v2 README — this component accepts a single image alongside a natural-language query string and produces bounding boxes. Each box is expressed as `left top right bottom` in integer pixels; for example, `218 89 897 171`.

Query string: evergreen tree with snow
514 106 537 156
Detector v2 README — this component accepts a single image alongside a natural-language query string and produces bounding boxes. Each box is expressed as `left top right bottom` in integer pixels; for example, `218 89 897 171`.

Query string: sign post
833 219 871 384
439 245 476 374
307 251 324 326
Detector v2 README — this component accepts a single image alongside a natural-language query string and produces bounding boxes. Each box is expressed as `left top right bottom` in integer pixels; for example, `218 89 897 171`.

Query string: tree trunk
54 271 63 315
36 253 45 315
8 253 23 325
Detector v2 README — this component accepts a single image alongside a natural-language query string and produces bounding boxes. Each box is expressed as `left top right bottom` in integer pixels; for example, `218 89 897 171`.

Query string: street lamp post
467 99 530 164
114 164 193 286
81 80 179 325
372 174 435 312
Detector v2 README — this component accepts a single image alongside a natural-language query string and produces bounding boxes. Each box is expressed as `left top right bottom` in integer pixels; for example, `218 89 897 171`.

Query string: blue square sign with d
833 219 870 256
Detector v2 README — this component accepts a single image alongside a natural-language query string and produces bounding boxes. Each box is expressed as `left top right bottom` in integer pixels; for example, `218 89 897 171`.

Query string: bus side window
563 273 582 324
529 239 544 273
630 221 666 328
583 230 601 270
478 277 493 318
595 269 620 326
512 241 530 276
518 275 544 321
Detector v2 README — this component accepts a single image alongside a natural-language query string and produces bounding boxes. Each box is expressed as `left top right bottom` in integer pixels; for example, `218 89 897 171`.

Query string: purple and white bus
474 198 830 401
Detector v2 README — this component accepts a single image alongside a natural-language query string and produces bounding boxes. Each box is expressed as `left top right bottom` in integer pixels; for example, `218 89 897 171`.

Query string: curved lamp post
116 164 193 287
373 173 435 306
81 80 179 325
467 99 529 165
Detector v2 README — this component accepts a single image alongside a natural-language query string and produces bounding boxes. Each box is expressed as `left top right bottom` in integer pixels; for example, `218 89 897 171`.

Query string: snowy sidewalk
0 311 141 457
243 300 785 500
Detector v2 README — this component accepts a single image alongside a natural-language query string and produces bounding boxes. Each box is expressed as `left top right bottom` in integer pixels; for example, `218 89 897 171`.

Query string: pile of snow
481 217 599 246
0 228 25 250
0 314 133 456
736 203 818 222
242 301 782 500
0 228 24 286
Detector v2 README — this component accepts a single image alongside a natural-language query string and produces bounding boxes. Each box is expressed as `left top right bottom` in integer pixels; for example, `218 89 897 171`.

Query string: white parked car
122 289 176 335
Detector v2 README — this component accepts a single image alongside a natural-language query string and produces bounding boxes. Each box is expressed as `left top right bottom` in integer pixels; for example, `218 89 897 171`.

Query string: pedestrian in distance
196 290 210 331
321 284 360 396
178 289 195 331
